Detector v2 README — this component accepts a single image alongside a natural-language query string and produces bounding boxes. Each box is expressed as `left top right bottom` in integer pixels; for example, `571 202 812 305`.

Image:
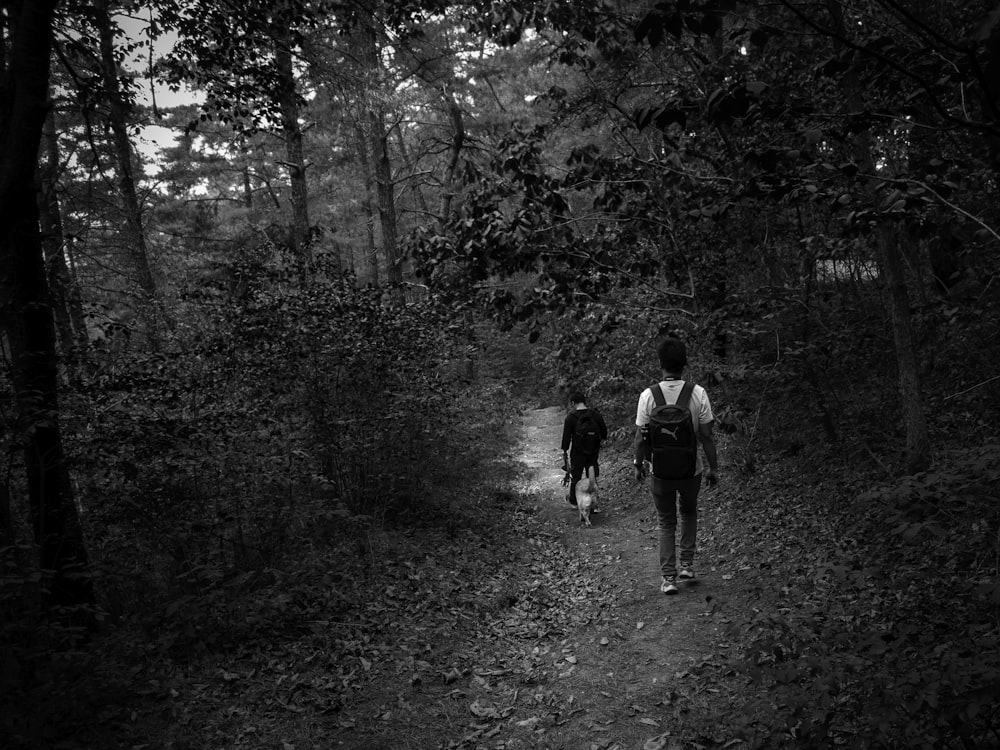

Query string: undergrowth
712 443 1000 749
4 271 999 749
0 280 503 748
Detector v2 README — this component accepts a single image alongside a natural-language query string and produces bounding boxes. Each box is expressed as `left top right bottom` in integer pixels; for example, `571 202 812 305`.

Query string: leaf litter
68 398 745 750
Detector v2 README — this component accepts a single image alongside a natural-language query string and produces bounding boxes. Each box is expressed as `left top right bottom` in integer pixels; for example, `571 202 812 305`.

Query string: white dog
575 466 599 526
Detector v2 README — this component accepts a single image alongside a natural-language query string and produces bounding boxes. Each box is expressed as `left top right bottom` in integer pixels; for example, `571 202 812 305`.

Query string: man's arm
633 390 649 481
699 421 719 486
633 426 647 480
561 415 573 470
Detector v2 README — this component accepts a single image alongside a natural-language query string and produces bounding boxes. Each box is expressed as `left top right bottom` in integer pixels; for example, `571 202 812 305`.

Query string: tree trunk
354 123 380 284
438 90 465 228
39 109 89 360
358 15 403 296
975 3 1000 199
370 109 402 290
0 0 94 610
274 28 313 267
876 222 929 472
826 0 930 473
0 483 12 550
94 0 162 348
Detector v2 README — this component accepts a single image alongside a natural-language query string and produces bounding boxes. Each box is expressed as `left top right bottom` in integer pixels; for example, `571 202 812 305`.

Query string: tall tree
38 108 89 362
396 20 468 228
159 0 323 271
0 0 94 609
354 6 403 291
273 15 313 263
93 0 163 346
821 0 930 472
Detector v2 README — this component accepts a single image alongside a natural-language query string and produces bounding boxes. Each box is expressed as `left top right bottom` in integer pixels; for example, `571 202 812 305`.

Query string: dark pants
652 475 702 578
568 453 599 505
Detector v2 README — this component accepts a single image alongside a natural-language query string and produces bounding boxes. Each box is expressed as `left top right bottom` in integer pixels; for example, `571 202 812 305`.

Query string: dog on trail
575 466 599 526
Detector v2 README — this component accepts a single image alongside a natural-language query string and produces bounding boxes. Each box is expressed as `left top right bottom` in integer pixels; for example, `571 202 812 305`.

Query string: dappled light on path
515 406 566 497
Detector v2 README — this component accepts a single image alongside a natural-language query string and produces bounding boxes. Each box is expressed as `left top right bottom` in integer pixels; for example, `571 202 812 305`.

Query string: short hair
657 338 688 372
569 391 587 405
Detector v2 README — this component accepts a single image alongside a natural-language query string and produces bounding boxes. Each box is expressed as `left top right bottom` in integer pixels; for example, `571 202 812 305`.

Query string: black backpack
647 381 698 479
573 409 602 457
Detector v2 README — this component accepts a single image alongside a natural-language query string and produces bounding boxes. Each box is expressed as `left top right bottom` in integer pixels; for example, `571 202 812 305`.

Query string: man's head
569 391 587 406
657 338 688 373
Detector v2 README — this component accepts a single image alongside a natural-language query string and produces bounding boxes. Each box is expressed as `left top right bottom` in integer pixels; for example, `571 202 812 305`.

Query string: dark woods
1 1 999 748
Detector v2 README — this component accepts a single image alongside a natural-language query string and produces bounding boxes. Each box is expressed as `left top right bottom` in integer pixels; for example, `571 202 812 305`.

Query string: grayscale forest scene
2 1 999 748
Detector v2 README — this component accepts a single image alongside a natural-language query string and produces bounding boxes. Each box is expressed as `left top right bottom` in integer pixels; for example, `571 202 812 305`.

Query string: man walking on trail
633 338 719 595
561 392 608 507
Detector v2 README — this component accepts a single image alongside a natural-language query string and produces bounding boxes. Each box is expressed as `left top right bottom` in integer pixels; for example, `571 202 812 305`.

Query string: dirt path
481 405 738 750
306 397 742 750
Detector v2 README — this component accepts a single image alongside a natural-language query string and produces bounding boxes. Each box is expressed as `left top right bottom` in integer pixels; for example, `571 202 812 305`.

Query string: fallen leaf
469 699 500 719
636 621 645 630
643 733 669 750
565 655 578 664
640 717 660 726
599 637 610 646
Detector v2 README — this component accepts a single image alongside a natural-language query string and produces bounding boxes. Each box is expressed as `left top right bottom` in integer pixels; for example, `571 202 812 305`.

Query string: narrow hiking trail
56 344 749 750
440 403 744 750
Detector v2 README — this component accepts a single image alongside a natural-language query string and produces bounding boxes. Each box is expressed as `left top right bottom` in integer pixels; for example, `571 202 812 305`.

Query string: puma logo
659 427 680 440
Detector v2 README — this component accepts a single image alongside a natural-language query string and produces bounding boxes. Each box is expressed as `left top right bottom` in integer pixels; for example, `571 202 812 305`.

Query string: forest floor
31 343 757 750
18 332 999 749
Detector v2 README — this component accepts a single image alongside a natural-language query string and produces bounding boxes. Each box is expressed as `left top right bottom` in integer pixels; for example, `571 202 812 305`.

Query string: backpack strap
650 383 666 406
676 380 695 409
651 381 695 408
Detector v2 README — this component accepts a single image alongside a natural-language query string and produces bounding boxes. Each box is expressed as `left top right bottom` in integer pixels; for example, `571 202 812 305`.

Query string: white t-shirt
635 380 714 476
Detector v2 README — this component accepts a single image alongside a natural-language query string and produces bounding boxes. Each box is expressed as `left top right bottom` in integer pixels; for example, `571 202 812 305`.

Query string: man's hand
705 468 719 488
634 461 646 482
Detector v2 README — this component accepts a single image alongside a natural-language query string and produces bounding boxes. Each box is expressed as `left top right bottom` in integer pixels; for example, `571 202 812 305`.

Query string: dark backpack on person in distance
573 409 602 457
647 382 698 479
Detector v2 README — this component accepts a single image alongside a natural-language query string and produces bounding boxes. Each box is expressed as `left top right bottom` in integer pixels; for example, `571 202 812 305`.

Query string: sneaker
660 577 678 595
678 567 695 581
